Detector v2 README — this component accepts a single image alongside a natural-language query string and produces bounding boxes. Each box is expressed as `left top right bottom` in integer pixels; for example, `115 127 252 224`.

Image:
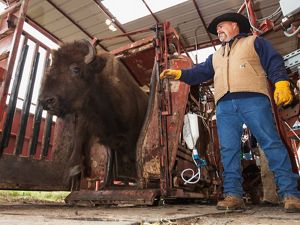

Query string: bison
38 40 148 186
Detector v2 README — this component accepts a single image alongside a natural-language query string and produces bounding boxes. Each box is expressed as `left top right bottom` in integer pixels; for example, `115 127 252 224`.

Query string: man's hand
159 69 182 80
274 80 293 106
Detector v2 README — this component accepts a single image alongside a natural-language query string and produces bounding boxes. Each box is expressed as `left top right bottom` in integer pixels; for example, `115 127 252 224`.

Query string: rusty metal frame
0 0 28 120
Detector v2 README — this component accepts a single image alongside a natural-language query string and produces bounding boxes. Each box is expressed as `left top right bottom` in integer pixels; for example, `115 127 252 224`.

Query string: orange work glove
274 80 293 106
159 69 182 80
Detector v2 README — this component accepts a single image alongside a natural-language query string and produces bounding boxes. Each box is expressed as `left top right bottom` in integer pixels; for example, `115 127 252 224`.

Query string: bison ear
93 56 107 72
82 56 106 81
85 55 106 73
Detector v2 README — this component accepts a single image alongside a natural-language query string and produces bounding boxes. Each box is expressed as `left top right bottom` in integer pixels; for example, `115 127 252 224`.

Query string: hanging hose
181 167 201 184
284 25 300 37
181 148 207 184
181 113 207 184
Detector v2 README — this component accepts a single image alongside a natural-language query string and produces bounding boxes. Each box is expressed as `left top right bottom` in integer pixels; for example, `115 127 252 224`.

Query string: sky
0 2 4 11
102 0 188 24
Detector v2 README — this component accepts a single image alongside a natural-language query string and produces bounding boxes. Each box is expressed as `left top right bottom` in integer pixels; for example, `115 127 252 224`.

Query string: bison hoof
69 165 81 177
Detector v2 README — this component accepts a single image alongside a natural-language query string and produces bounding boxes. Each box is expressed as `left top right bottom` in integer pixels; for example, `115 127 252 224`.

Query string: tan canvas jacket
212 35 270 103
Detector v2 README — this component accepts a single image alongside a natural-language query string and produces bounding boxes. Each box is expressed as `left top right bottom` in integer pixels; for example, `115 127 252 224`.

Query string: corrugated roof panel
101 36 131 51
53 0 93 14
194 0 242 20
83 23 111 39
54 25 85 39
61 31 90 43
130 31 154 41
122 15 159 34
43 17 73 33
76 14 108 29
27 0 54 20
38 1 92 27
30 7 64 27
51 0 69 7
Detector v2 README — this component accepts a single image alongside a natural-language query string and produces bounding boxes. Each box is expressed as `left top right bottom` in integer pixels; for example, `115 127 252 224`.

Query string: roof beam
92 0 135 42
141 0 159 23
192 0 216 50
46 0 108 51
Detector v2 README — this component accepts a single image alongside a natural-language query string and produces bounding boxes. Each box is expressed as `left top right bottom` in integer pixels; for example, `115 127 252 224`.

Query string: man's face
216 21 239 42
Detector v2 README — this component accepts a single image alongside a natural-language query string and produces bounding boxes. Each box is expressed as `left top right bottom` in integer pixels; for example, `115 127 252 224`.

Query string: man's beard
218 33 227 42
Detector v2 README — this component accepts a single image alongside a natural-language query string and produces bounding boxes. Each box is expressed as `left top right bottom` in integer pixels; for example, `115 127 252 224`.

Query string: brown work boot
283 195 300 213
216 195 245 210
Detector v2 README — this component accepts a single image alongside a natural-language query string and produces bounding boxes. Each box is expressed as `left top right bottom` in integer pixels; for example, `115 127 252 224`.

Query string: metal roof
8 0 299 55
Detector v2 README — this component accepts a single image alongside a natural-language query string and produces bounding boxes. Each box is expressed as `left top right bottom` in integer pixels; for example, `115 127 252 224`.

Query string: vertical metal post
0 40 29 155
15 45 40 155
29 104 43 156
0 0 30 121
154 23 170 196
42 113 53 158
162 22 172 116
29 54 50 156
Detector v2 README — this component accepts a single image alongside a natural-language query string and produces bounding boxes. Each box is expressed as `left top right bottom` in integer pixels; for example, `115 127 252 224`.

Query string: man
160 12 300 212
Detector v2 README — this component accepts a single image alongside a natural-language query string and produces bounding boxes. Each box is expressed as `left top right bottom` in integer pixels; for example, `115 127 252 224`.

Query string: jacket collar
221 33 249 46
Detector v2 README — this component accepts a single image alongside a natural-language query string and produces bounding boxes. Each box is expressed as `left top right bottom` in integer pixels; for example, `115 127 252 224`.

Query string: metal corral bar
0 0 29 122
29 104 43 156
29 54 51 156
42 114 53 158
0 40 29 155
15 45 40 155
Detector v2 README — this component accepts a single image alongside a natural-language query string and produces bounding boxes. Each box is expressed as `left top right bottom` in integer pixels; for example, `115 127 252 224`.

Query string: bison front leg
113 135 138 180
66 117 88 190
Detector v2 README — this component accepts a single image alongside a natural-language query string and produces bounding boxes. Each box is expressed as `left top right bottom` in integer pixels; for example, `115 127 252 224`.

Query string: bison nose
39 96 57 110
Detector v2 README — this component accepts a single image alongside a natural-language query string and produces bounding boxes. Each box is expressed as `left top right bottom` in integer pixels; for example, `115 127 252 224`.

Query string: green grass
0 190 70 203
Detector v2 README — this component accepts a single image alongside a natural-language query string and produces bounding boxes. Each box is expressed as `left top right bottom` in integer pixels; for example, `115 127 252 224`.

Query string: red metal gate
0 0 71 191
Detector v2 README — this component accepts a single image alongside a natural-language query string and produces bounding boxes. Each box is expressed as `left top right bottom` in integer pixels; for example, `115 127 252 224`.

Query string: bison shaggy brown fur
39 40 148 183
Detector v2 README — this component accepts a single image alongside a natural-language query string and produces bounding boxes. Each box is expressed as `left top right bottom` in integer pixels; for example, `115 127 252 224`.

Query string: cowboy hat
207 12 251 35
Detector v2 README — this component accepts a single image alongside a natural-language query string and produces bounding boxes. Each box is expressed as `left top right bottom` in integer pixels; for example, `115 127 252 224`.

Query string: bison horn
82 39 96 64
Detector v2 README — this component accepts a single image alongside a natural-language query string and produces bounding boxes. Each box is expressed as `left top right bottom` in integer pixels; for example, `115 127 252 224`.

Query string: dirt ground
0 197 299 225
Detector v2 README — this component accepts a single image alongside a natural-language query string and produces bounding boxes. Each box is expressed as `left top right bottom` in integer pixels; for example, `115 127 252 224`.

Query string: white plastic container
183 113 199 150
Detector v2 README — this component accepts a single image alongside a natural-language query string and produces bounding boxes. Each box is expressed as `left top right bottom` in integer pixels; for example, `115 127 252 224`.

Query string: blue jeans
216 94 300 198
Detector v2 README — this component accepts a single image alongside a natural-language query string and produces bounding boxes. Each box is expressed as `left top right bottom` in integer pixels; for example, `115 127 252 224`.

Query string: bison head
38 40 106 117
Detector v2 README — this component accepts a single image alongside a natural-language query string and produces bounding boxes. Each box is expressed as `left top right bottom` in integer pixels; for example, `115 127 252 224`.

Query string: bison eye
69 63 81 76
